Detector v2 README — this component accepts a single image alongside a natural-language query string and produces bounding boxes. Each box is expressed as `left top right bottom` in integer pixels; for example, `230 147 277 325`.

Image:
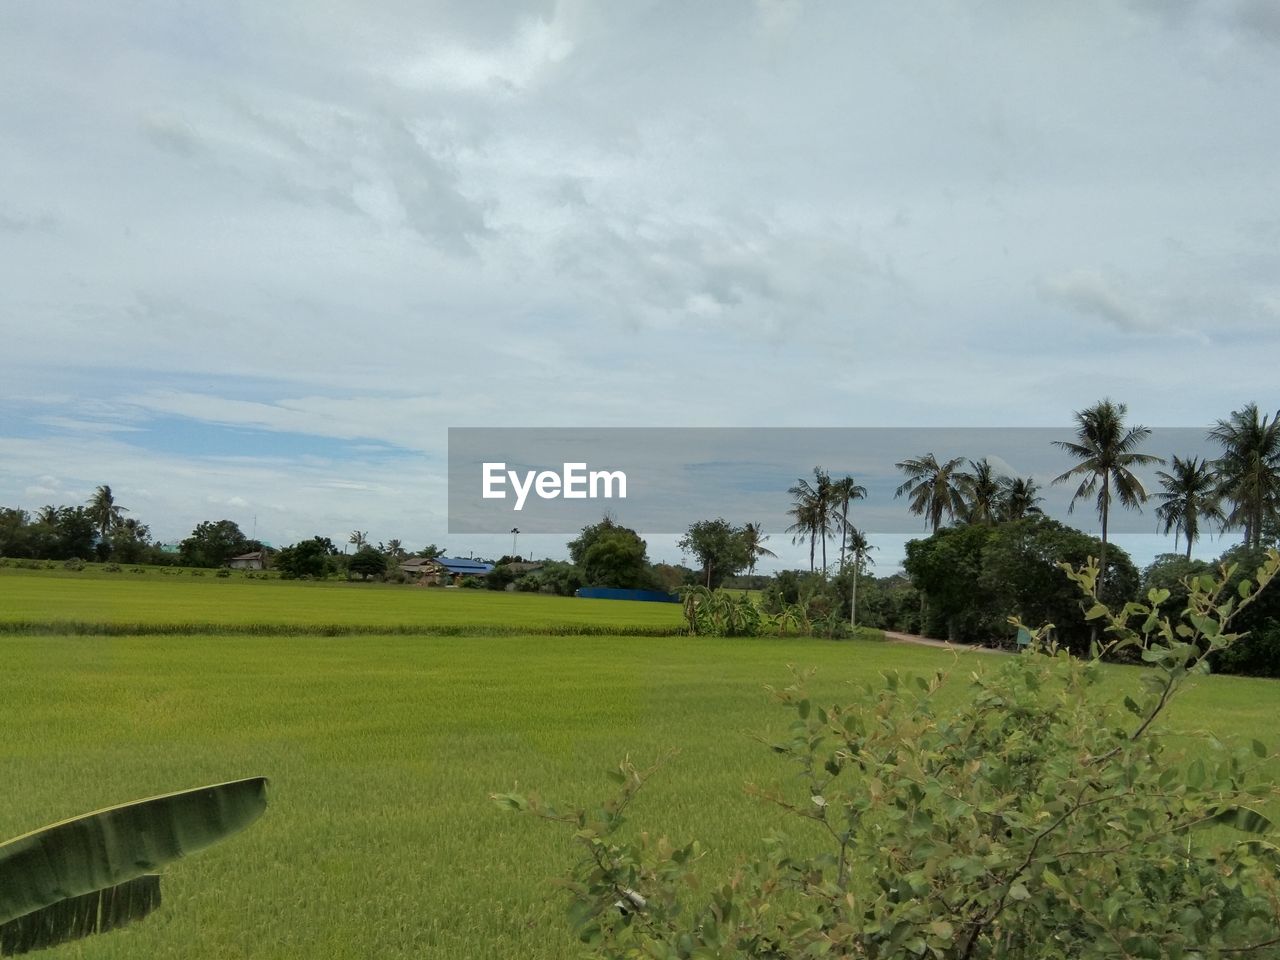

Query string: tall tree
787 467 835 573
1052 398 1162 591
1209 403 1280 549
109 516 152 564
348 530 368 551
741 522 777 576
846 526 876 628
997 476 1045 522
830 475 868 571
180 520 250 568
679 519 751 589
1154 455 1225 559
958 458 1002 526
785 499 819 573
86 484 126 542
894 454 968 534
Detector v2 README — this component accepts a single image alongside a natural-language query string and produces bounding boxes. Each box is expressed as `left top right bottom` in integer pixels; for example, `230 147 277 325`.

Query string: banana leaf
0 777 268 934
0 874 160 956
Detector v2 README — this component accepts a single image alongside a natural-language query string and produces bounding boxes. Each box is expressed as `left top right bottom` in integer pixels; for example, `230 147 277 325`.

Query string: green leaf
927 919 954 940
1213 806 1273 834
1187 759 1206 790
0 875 161 956
1084 603 1109 621
1252 739 1267 759
0 778 268 928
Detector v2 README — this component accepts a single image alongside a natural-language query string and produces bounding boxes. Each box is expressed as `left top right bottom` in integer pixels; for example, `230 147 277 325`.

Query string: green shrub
62 558 85 571
486 565 516 591
500 550 1280 959
215 568 231 578
680 587 763 637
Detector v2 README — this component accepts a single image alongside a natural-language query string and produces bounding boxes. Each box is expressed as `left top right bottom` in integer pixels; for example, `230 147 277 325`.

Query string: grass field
0 567 686 633
3 571 1280 958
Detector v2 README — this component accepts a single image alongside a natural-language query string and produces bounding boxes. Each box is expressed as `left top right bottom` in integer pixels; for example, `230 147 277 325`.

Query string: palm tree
787 467 836 573
958 458 1002 525
997 476 1045 521
830 475 868 571
348 530 368 551
1208 404 1280 549
742 522 778 576
894 454 968 533
86 484 126 541
1052 399 1163 590
383 538 405 562
846 526 876 628
1153 455 1225 559
786 499 820 573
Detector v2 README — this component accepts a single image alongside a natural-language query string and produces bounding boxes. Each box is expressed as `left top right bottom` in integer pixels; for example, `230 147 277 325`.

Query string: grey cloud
141 114 205 157
1234 0 1280 43
0 206 56 233
1039 270 1159 333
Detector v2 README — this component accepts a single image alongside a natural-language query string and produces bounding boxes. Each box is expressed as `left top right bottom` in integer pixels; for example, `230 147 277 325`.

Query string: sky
1 0 1278 570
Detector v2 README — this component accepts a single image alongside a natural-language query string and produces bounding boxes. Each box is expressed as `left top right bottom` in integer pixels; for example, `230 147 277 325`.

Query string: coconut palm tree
348 530 368 551
1209 403 1280 549
894 454 968 533
786 499 820 573
1052 399 1163 590
958 458 1002 526
846 526 876 628
830 474 868 571
997 476 1045 521
1154 455 1225 559
742 522 778 576
787 467 836 573
86 484 126 541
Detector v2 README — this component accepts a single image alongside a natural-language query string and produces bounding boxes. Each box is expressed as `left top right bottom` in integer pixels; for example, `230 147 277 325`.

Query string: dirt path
883 630 1010 655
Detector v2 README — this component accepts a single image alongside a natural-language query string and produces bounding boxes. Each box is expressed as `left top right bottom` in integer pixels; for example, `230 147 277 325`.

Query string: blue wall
575 587 680 604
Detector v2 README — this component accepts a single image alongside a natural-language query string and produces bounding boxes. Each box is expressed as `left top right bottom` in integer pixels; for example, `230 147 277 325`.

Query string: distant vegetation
2 398 1277 665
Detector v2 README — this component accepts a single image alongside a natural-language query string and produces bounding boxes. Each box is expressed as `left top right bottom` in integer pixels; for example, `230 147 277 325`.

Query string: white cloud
387 6 576 94
2 0 1279 546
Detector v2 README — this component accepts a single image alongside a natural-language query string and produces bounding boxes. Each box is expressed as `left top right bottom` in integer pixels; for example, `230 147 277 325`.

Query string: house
227 551 266 571
403 556 494 585
400 557 438 579
503 561 543 575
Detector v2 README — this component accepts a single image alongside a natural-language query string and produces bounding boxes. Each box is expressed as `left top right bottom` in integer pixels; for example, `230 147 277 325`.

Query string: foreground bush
498 550 1280 958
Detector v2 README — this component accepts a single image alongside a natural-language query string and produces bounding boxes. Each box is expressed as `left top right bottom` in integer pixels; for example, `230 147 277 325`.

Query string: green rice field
0 567 685 633
3 568 1279 958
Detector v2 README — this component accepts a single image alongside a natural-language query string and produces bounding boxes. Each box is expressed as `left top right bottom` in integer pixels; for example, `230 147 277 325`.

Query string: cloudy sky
1 0 1277 567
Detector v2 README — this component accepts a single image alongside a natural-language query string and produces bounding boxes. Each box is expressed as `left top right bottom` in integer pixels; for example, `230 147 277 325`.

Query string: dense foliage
903 517 1139 652
678 519 752 588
